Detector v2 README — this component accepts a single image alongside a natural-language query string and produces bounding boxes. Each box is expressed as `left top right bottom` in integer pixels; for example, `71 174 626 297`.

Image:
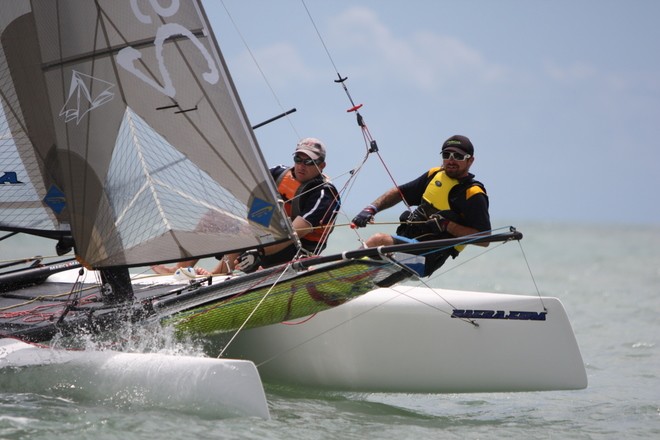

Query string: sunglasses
293 155 322 166
441 151 471 161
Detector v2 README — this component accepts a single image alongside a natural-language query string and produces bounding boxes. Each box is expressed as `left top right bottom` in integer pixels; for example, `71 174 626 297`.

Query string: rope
0 254 70 266
515 239 547 311
300 0 411 224
0 284 99 323
217 263 300 358
218 0 380 254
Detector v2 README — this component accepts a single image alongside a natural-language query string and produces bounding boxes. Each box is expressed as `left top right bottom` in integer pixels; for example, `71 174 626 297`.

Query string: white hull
223 285 588 393
37 270 587 393
0 338 269 419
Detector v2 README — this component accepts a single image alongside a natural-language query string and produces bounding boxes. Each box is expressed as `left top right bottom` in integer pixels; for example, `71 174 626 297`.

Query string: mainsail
0 0 292 268
0 2 70 240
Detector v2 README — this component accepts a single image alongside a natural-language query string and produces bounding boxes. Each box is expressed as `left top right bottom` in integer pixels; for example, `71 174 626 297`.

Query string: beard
443 165 465 179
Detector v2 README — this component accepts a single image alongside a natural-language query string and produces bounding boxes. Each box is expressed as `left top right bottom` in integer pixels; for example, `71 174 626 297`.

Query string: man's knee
365 233 394 247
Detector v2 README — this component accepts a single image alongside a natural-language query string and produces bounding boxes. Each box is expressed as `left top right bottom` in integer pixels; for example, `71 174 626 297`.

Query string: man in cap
351 134 490 276
234 137 340 272
152 137 340 275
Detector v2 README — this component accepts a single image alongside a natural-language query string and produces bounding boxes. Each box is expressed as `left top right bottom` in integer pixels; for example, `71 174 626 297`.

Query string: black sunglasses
293 155 322 166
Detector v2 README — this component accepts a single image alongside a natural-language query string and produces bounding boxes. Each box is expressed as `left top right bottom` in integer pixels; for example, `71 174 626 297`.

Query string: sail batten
1 1 292 268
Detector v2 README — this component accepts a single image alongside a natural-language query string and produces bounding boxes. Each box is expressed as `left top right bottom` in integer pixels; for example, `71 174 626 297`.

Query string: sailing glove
351 205 378 228
424 213 450 235
236 249 263 273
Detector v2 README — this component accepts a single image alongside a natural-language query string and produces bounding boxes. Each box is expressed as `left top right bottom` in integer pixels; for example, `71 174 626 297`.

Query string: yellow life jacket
421 167 459 211
419 167 467 252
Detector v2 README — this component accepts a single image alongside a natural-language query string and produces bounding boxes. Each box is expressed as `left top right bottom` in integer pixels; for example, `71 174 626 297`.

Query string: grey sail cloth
0 0 292 268
0 3 67 238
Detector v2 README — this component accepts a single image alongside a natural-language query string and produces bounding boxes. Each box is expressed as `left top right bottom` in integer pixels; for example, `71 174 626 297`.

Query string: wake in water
47 318 208 358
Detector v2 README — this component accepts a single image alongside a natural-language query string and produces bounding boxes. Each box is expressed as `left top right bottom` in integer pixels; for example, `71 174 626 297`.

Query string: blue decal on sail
248 197 275 227
0 171 22 185
44 185 66 214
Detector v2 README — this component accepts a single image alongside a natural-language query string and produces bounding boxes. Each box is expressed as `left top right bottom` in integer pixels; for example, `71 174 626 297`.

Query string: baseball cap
294 138 326 161
441 135 474 156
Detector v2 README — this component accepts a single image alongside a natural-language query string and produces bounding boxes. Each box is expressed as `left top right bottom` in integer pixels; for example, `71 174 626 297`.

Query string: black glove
424 213 450 235
236 249 263 273
351 205 377 228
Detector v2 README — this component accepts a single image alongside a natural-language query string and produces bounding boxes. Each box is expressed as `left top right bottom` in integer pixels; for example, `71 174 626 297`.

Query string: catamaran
0 0 586 412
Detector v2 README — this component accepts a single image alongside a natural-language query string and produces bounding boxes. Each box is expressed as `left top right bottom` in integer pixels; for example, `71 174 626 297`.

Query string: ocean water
1 222 659 439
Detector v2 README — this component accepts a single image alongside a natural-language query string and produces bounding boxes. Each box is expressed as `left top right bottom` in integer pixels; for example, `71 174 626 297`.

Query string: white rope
217 264 293 357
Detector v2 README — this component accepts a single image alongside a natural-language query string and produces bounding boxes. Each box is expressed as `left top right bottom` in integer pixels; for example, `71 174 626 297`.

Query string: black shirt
398 169 491 232
270 165 341 251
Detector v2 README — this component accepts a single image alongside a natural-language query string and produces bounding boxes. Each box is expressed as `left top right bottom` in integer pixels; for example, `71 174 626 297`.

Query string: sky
201 0 660 227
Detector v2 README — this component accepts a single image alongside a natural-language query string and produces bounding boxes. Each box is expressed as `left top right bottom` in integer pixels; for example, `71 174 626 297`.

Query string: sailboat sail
1 0 291 268
0 2 71 240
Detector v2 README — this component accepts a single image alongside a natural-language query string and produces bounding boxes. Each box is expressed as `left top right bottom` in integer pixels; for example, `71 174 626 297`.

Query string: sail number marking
118 0 219 98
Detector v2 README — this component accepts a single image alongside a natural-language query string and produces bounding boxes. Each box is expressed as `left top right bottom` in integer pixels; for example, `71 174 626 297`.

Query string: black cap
441 135 474 156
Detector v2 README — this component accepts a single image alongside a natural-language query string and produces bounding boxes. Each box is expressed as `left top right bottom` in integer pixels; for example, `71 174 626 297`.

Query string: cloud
231 42 319 89
227 5 512 96
544 60 599 83
327 6 508 92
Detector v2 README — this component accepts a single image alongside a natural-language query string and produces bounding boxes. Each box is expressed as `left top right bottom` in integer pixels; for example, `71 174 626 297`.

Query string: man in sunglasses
351 134 490 277
234 137 340 273
153 138 340 275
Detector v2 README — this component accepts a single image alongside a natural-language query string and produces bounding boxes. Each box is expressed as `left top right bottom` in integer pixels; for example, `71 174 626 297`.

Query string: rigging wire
218 0 300 139
300 0 411 213
216 263 309 358
515 239 547 311
218 0 368 253
296 5 547 315
219 0 407 252
295 7 548 327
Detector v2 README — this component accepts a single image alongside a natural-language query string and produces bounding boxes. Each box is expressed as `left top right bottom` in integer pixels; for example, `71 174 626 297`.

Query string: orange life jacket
275 168 335 246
